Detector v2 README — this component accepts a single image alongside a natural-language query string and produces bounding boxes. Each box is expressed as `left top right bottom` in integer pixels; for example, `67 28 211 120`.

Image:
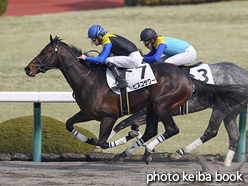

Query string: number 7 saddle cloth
106 63 157 94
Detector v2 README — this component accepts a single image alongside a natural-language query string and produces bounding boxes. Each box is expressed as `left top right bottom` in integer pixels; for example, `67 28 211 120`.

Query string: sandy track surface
0 161 248 186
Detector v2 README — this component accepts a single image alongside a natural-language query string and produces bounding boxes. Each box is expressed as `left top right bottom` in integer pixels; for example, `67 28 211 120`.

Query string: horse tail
191 78 248 114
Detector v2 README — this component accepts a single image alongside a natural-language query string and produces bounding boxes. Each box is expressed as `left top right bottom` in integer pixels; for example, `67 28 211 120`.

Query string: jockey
140 28 196 66
77 25 143 90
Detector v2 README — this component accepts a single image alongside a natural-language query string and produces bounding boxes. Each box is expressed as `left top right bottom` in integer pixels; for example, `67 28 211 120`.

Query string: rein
72 65 94 99
33 43 99 73
34 41 98 98
84 50 100 56
30 43 79 74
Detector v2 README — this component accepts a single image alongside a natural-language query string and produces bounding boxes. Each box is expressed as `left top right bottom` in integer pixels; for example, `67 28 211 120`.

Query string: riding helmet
87 25 106 38
140 28 157 41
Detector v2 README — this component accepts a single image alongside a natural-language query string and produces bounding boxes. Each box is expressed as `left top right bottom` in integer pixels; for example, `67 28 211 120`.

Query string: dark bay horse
25 36 248 164
102 62 248 166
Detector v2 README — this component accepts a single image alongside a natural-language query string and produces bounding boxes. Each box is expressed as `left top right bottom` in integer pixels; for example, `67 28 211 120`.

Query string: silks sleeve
144 48 156 57
143 43 167 63
86 43 112 63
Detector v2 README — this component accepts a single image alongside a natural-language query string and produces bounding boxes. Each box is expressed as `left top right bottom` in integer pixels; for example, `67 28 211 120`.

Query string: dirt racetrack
0 160 248 186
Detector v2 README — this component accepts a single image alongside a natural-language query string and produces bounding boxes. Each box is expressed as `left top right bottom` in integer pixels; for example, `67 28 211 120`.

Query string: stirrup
112 81 128 90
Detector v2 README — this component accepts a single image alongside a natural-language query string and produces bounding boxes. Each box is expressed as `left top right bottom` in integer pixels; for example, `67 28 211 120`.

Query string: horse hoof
144 149 152 165
114 152 127 163
115 156 125 163
171 152 182 159
90 138 99 146
93 146 103 153
128 130 139 138
145 156 152 165
114 154 125 163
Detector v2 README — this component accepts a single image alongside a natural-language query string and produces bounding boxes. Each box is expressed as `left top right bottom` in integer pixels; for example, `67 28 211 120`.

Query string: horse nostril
24 67 29 71
24 67 30 74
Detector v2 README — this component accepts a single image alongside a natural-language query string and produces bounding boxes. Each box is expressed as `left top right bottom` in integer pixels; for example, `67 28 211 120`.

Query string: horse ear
50 34 54 44
54 36 58 43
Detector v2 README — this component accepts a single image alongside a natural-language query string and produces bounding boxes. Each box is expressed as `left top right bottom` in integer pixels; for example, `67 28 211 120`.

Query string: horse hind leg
108 130 140 147
172 109 225 159
115 105 159 163
223 114 240 166
144 113 179 164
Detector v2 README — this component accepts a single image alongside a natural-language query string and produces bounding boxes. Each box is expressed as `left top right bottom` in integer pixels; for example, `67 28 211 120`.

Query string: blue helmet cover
88 25 105 38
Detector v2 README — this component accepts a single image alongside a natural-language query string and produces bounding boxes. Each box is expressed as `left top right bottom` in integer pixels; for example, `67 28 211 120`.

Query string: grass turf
0 115 96 153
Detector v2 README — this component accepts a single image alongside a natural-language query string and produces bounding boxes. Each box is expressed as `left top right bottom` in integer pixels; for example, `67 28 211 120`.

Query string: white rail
0 92 75 102
0 92 75 162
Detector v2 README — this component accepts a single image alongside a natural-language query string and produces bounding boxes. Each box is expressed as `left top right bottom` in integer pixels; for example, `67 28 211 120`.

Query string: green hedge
0 0 8 15
0 116 96 153
125 0 232 5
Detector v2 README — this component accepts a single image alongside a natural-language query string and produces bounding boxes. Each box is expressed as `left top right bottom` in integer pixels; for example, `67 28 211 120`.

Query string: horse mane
54 36 95 67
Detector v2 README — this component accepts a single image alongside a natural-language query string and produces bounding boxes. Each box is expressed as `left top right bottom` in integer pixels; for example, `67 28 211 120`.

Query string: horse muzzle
24 66 36 77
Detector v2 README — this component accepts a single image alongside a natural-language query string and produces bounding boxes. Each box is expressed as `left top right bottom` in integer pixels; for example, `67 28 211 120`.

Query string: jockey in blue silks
140 28 196 66
77 25 143 90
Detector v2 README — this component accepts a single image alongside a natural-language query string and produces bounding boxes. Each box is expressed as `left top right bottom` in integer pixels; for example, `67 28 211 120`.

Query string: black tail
192 78 248 114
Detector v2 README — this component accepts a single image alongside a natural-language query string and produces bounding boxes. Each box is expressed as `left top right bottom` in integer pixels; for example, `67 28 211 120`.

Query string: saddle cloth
179 63 214 115
189 64 214 84
106 63 157 94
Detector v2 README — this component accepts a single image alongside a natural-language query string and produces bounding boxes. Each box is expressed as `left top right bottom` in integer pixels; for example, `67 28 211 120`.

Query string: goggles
143 40 151 46
91 37 97 42
90 36 98 45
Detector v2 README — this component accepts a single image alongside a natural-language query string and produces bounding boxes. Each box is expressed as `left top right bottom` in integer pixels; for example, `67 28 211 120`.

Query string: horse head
24 35 62 77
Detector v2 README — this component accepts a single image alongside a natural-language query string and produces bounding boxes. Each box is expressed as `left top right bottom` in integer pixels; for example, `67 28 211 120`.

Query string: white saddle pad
190 64 214 84
106 64 157 94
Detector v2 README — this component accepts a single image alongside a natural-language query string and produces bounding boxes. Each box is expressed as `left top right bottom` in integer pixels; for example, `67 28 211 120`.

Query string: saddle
106 63 157 116
178 61 203 72
106 63 157 94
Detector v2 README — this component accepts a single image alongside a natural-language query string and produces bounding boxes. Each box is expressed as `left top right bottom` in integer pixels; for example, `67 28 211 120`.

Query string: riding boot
106 62 128 89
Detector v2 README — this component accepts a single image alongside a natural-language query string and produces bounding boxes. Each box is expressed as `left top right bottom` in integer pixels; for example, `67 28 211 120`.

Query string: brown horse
24 36 247 163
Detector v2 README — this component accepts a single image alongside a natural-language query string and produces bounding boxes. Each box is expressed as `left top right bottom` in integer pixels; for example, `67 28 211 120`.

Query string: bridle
33 42 79 74
32 41 99 98
33 41 100 74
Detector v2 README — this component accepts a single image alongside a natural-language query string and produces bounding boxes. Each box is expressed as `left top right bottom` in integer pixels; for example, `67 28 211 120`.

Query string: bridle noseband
34 42 79 74
32 41 98 99
33 42 100 74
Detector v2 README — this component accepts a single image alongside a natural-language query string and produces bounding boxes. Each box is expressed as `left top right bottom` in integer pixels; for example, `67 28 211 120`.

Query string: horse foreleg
223 114 240 166
115 105 158 163
93 129 117 152
98 117 118 149
66 111 98 146
95 109 147 152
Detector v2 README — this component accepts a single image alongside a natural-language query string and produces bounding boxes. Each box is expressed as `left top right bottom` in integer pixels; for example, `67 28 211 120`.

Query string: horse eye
42 50 47 55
